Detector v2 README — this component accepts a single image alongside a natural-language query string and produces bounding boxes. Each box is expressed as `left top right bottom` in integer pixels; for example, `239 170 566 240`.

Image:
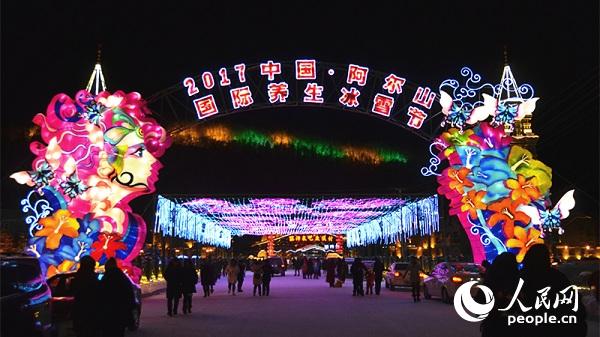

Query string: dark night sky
1 1 598 223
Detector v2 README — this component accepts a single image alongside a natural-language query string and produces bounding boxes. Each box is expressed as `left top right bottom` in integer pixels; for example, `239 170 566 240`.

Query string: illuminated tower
496 57 539 154
85 47 107 95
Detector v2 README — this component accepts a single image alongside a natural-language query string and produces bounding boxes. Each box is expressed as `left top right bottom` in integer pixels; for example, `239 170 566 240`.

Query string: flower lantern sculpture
422 67 575 263
12 90 171 280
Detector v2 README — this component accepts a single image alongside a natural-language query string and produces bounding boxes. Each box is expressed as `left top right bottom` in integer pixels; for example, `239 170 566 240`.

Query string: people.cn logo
453 281 495 322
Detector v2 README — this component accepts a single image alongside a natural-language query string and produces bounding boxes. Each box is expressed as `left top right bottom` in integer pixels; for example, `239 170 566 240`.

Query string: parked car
0 254 53 337
384 262 427 289
47 270 142 331
423 262 483 303
266 256 287 276
384 262 409 289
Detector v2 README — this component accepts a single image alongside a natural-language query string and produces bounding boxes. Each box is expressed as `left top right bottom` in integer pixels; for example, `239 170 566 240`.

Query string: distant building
496 64 540 154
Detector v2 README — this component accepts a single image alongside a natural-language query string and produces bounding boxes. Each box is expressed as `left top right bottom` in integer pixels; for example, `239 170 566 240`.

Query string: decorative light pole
85 46 107 95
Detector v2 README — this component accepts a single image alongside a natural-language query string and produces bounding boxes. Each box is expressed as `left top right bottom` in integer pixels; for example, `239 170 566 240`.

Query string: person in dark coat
518 244 587 337
181 259 198 314
210 258 219 293
350 258 366 296
237 260 246 292
71 255 100 337
307 258 314 279
301 257 308 279
221 259 228 277
99 258 135 337
314 258 321 279
373 257 384 295
142 254 153 282
152 253 160 280
478 252 520 337
262 260 273 296
405 256 424 302
337 258 348 284
164 258 183 316
326 258 336 287
480 259 491 280
293 257 301 276
200 257 214 297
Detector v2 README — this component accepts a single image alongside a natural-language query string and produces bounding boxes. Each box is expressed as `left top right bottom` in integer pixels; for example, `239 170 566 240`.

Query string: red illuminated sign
181 59 438 135
193 94 219 119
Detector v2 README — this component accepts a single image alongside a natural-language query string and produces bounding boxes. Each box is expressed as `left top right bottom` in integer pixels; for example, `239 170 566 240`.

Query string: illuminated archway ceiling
165 196 410 235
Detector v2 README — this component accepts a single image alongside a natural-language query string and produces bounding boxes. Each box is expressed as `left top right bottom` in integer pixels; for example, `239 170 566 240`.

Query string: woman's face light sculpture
12 90 171 280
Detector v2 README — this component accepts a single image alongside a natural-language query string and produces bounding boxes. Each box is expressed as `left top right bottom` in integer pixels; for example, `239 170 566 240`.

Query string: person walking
237 260 246 292
200 257 214 297
262 259 273 296
314 258 321 279
142 254 153 282
337 258 348 285
307 258 314 279
373 257 384 295
164 258 183 316
222 259 228 277
152 252 160 280
99 258 135 337
365 268 375 295
181 259 198 314
252 260 263 296
405 256 423 302
225 259 240 295
326 258 336 287
293 257 301 276
350 258 366 296
210 258 219 293
301 257 308 279
71 255 100 337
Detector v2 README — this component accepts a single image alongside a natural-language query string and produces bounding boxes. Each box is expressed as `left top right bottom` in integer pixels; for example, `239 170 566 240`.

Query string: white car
384 262 420 289
423 262 483 303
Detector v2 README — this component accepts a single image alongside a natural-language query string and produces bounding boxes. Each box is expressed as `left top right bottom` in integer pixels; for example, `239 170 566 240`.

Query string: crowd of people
290 256 387 296
162 257 281 316
70 246 590 337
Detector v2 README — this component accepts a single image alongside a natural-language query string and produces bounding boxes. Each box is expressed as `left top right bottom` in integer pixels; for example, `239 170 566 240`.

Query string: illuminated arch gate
150 60 576 266
13 58 573 280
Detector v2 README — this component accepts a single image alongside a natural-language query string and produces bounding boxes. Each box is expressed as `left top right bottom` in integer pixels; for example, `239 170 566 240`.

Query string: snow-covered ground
134 272 480 337
132 272 598 337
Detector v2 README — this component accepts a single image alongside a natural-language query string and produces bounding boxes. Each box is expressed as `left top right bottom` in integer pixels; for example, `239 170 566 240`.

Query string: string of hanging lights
154 195 439 248
346 195 439 247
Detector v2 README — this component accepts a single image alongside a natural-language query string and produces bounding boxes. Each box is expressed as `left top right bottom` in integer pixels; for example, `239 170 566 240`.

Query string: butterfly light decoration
439 91 540 130
518 189 576 234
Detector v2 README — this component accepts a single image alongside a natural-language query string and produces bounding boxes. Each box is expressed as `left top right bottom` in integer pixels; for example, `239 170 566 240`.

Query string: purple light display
155 195 439 246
